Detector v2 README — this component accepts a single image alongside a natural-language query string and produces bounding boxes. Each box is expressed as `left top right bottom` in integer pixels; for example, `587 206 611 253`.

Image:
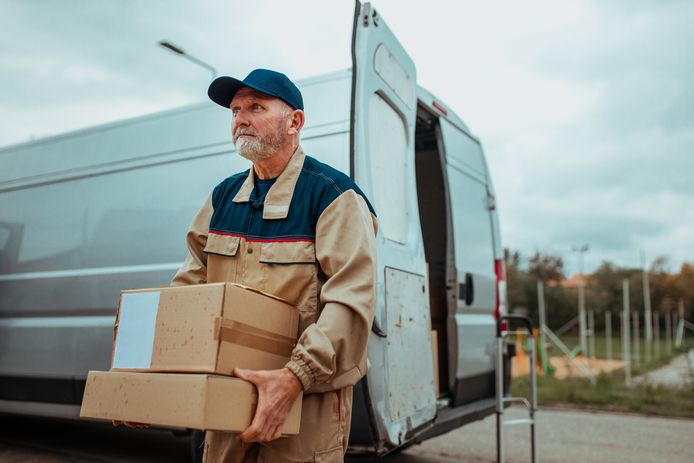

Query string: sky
1 0 692 276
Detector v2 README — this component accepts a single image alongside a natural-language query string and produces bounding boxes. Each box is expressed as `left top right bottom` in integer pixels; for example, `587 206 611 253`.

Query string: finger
112 420 121 427
238 424 260 442
124 421 150 429
232 368 258 383
268 423 282 442
241 403 270 442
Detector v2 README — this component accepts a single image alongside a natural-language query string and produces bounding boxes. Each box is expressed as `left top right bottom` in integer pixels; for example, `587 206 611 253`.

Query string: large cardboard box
80 370 302 434
111 283 299 374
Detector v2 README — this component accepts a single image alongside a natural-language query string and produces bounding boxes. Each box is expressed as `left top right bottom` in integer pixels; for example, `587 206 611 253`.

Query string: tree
527 251 565 283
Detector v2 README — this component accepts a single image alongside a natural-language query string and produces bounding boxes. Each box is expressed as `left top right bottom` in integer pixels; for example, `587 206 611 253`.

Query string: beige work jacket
171 146 377 394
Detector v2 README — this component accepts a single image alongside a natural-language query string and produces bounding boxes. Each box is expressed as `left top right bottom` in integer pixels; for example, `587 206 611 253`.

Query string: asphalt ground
2 406 693 463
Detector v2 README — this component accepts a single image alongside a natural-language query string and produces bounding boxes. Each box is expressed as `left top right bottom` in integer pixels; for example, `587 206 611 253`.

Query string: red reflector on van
432 100 448 116
494 258 506 322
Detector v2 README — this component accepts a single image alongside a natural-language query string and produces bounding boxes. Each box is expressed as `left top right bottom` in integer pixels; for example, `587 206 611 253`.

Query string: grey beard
234 130 287 162
235 137 275 161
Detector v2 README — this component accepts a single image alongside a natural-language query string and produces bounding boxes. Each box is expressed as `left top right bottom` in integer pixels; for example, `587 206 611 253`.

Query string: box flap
222 284 298 339
229 283 294 306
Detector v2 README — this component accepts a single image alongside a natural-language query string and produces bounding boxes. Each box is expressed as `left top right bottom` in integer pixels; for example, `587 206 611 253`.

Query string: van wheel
190 430 205 463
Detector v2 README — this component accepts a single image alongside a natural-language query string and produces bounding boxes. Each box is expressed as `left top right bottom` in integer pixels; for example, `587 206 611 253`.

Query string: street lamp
158 40 217 81
572 244 589 358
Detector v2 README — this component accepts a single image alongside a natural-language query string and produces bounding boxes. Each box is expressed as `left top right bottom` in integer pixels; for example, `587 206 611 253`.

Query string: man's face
230 87 293 161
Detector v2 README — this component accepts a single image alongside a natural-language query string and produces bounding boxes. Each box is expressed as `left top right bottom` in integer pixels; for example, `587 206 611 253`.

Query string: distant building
548 273 591 289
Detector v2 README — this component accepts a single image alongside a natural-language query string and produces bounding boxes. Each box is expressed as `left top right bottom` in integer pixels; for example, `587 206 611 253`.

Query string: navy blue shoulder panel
211 170 248 209
207 157 375 242
300 155 376 220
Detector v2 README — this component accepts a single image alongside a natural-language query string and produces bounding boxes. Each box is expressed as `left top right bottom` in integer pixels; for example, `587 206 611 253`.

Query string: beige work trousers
202 387 352 463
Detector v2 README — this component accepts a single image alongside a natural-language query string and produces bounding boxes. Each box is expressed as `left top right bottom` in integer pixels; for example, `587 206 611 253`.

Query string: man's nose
231 112 247 132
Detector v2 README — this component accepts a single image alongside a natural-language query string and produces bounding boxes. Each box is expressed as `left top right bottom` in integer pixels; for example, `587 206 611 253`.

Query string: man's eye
252 103 263 110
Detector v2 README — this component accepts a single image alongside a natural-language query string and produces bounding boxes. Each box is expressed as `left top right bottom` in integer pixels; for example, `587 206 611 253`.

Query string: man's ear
287 110 305 135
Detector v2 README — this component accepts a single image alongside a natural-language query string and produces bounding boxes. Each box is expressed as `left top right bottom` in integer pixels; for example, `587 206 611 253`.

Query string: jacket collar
232 145 305 220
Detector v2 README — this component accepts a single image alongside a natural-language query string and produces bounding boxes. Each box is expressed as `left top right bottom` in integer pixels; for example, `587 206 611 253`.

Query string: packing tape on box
213 317 296 358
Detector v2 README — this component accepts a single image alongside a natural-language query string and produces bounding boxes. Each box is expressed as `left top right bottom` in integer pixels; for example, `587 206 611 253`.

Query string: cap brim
208 76 246 108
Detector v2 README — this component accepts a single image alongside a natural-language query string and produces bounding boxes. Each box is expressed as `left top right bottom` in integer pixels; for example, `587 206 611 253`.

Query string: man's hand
234 367 302 443
112 420 150 429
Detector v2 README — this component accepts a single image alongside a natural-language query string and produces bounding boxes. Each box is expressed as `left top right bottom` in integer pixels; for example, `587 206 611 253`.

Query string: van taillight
494 258 507 331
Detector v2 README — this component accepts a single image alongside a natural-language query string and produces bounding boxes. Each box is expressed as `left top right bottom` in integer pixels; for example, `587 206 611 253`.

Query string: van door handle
371 319 387 338
458 273 474 305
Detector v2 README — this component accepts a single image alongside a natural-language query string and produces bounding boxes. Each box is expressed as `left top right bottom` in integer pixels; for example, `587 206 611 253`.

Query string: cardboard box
111 283 299 374
80 370 302 434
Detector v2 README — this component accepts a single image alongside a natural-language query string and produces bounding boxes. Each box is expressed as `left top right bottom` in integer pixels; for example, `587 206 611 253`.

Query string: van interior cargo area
414 105 452 398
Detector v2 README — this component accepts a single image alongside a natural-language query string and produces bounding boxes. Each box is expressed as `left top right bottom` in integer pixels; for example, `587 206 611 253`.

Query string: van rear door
351 1 437 447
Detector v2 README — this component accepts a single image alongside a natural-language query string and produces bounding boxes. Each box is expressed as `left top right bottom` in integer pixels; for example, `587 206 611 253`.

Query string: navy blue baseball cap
208 69 304 111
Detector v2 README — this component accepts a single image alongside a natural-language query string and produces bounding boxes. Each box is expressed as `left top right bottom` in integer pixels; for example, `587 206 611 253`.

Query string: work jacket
171 146 378 394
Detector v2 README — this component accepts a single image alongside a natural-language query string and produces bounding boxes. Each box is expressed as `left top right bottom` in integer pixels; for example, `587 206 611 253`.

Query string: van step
503 418 534 426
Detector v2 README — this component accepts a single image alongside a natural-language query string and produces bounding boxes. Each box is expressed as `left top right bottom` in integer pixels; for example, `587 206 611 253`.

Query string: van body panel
384 268 436 422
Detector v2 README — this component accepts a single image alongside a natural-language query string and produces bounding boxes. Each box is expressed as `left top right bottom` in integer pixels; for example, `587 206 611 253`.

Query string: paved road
2 407 693 462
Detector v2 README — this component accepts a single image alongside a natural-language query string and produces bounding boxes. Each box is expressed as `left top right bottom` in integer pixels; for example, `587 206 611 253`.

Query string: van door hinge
486 195 496 211
362 3 379 27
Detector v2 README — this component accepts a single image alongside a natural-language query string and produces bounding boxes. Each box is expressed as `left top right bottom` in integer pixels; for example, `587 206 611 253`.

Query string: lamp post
158 40 217 81
572 244 589 359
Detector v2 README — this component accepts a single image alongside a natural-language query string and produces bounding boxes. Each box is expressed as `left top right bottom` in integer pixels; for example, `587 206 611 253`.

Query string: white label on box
112 292 160 369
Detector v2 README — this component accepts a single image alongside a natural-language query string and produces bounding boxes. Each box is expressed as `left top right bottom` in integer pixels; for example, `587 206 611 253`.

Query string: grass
555 334 677 367
511 335 694 418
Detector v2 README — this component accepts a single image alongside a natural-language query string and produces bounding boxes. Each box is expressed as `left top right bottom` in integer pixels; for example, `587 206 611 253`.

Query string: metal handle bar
497 314 534 337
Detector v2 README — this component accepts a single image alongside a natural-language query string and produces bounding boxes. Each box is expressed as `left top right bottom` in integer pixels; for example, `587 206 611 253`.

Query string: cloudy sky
2 0 692 275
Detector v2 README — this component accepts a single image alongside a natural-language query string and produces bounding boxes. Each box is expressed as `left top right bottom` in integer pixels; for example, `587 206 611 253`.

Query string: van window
446 164 495 275
368 93 409 244
440 119 486 176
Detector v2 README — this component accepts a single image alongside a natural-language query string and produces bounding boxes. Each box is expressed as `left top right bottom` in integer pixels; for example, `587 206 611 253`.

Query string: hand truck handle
497 314 534 337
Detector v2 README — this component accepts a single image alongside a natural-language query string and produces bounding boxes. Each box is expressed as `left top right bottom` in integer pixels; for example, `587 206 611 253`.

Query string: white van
0 2 509 457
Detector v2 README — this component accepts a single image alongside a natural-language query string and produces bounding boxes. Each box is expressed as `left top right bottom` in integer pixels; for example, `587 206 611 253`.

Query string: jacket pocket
203 233 240 256
258 240 315 264
258 241 317 310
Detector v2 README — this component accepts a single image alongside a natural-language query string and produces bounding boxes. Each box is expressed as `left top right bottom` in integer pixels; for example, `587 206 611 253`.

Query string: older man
172 69 377 462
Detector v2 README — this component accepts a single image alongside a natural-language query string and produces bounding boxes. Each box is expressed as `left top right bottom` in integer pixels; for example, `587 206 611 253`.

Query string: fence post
633 311 640 366
675 299 685 348
605 311 612 371
588 310 596 359
665 311 673 355
654 312 660 360
642 262 652 363
622 280 631 386
537 281 548 375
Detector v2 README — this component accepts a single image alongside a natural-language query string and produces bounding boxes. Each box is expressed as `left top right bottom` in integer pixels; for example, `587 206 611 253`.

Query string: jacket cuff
285 357 314 391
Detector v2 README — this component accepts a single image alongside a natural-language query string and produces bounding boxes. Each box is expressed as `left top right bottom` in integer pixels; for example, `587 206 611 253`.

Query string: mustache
233 129 257 142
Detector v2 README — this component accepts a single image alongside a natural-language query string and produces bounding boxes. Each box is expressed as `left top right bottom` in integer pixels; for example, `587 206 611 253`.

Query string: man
172 69 377 462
